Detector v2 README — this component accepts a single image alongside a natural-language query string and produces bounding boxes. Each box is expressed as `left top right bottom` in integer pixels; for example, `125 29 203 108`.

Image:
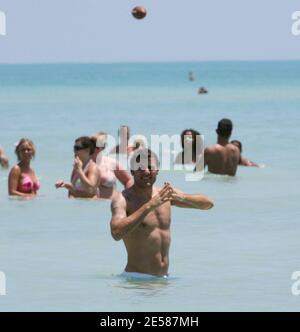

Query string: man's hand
168 185 186 203
148 183 173 210
147 182 186 209
160 182 187 203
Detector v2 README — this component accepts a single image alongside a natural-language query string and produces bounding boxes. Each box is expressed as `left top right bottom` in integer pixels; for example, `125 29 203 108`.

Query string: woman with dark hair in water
231 140 259 167
56 136 101 198
175 129 202 165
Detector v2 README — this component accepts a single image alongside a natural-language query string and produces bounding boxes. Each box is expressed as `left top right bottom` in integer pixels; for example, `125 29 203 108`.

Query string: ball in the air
132 6 147 20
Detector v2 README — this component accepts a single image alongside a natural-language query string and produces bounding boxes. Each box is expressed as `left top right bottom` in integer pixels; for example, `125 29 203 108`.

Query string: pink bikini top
18 175 40 193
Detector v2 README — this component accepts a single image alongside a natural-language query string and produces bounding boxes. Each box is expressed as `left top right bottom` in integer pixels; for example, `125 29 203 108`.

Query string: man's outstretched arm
169 185 214 210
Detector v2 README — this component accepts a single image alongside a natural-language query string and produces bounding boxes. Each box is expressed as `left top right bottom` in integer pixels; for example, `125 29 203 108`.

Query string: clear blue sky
0 0 300 63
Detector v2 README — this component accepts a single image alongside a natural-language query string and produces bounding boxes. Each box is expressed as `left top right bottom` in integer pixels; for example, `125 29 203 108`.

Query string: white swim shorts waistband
120 271 168 279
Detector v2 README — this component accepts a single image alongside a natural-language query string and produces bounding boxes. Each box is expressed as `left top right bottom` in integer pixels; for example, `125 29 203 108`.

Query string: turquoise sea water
0 61 300 311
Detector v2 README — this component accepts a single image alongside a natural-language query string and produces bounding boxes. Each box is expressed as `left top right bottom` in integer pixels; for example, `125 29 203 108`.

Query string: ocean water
0 61 300 311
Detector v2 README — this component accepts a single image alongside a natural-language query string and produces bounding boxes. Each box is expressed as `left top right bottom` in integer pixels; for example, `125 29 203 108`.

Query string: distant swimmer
198 87 208 94
56 136 100 199
0 146 9 168
90 132 133 200
110 148 214 278
110 125 136 156
231 140 259 167
195 119 240 176
175 129 202 165
188 71 196 81
8 139 40 197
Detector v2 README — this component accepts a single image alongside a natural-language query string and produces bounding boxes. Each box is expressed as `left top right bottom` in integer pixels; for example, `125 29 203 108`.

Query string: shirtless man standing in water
110 148 214 278
195 119 240 176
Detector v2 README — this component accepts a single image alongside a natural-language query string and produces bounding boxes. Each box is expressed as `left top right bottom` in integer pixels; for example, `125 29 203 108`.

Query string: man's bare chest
126 198 171 230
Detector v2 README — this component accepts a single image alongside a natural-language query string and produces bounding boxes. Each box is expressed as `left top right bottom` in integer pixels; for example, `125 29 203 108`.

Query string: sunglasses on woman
73 145 87 152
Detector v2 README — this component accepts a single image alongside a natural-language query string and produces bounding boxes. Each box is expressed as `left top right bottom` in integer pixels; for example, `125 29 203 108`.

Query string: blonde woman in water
8 138 40 198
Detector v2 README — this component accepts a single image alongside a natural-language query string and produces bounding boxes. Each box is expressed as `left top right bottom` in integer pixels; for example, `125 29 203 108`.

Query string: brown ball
132 6 147 20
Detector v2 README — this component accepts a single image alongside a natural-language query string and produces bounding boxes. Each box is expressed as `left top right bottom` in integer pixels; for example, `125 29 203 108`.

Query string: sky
0 0 300 63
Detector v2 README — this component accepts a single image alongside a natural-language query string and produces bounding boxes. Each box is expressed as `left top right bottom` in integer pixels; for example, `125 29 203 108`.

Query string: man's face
131 157 159 188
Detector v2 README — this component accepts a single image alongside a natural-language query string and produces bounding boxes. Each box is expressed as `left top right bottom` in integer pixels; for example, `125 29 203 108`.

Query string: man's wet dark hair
216 119 233 138
231 140 242 153
130 148 160 172
74 136 95 155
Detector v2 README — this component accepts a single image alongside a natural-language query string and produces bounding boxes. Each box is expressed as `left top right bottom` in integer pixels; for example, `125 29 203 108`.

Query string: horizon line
0 58 300 65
